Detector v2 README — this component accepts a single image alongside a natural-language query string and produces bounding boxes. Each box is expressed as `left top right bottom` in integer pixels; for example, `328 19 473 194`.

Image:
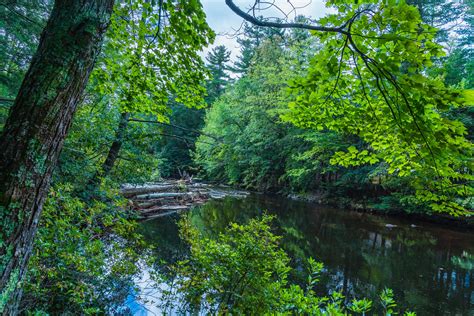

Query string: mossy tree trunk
0 1 114 314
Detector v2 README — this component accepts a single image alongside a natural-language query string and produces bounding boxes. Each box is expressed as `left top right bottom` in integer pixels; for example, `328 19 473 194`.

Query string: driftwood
121 184 180 197
121 180 249 219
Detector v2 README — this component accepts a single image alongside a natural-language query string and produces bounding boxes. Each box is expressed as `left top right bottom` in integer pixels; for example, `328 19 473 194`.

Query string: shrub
161 215 416 315
22 184 147 314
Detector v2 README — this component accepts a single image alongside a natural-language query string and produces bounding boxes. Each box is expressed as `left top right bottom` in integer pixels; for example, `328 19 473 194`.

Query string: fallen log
122 180 249 219
121 184 183 197
136 201 164 209
122 186 213 198
134 192 196 200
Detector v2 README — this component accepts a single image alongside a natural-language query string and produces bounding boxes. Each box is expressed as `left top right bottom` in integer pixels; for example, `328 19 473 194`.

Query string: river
127 193 474 315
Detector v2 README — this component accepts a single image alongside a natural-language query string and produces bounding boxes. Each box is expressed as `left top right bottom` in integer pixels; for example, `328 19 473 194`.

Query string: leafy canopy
282 0 473 215
92 0 215 121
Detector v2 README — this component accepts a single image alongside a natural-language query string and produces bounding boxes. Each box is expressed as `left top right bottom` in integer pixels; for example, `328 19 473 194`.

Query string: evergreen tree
232 21 285 75
408 0 473 88
449 0 473 88
407 0 465 42
206 45 231 104
157 103 206 178
233 38 254 75
158 46 232 178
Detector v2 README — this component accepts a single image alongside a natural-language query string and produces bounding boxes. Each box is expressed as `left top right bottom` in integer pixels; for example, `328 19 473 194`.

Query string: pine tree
206 45 231 104
232 21 285 75
408 0 473 88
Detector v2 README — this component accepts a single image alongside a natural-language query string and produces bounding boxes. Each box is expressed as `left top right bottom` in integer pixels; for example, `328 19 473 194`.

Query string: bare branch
225 0 348 35
0 97 15 104
128 118 221 141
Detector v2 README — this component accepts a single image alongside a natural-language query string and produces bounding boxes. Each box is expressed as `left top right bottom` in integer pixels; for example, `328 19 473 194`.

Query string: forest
0 0 472 315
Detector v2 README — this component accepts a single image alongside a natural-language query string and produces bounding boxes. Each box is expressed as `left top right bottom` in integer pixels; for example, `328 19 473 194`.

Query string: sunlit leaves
283 1 473 215
91 0 215 120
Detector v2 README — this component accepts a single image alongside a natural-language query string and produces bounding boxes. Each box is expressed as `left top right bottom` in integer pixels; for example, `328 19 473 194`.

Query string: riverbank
287 191 474 231
201 180 473 230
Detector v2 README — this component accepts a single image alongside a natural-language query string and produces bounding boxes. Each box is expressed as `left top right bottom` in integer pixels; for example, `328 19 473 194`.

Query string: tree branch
0 97 15 103
128 118 221 141
225 0 348 35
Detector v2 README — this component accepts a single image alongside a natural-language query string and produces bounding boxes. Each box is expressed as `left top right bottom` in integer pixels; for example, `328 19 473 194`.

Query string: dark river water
130 194 474 315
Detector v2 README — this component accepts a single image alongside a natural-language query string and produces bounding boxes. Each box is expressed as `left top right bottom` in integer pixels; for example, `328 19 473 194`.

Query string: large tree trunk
0 1 114 314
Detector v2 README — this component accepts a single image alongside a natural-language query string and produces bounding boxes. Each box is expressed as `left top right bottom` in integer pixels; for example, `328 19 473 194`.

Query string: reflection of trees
187 196 264 237
452 251 474 270
140 194 474 315
305 216 473 315
139 215 189 271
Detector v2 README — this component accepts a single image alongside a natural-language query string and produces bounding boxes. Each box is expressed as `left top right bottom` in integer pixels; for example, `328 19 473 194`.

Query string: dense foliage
284 1 472 216
196 1 473 216
0 0 472 313
0 0 213 313
0 0 51 130
22 184 147 314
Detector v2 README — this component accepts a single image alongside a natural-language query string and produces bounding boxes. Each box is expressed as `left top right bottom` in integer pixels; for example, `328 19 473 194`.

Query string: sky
200 0 330 60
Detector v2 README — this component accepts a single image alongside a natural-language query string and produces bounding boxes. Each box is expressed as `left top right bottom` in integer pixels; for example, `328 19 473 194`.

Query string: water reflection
138 194 474 315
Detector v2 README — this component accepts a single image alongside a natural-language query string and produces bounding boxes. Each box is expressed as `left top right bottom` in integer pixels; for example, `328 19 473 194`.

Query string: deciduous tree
0 1 115 313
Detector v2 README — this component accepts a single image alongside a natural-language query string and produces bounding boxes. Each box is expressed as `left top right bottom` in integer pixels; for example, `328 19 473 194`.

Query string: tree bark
101 112 130 177
88 112 129 187
0 1 114 314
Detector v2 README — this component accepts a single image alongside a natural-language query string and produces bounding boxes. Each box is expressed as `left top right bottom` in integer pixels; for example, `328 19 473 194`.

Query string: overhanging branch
128 118 221 141
225 0 348 35
225 0 440 174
